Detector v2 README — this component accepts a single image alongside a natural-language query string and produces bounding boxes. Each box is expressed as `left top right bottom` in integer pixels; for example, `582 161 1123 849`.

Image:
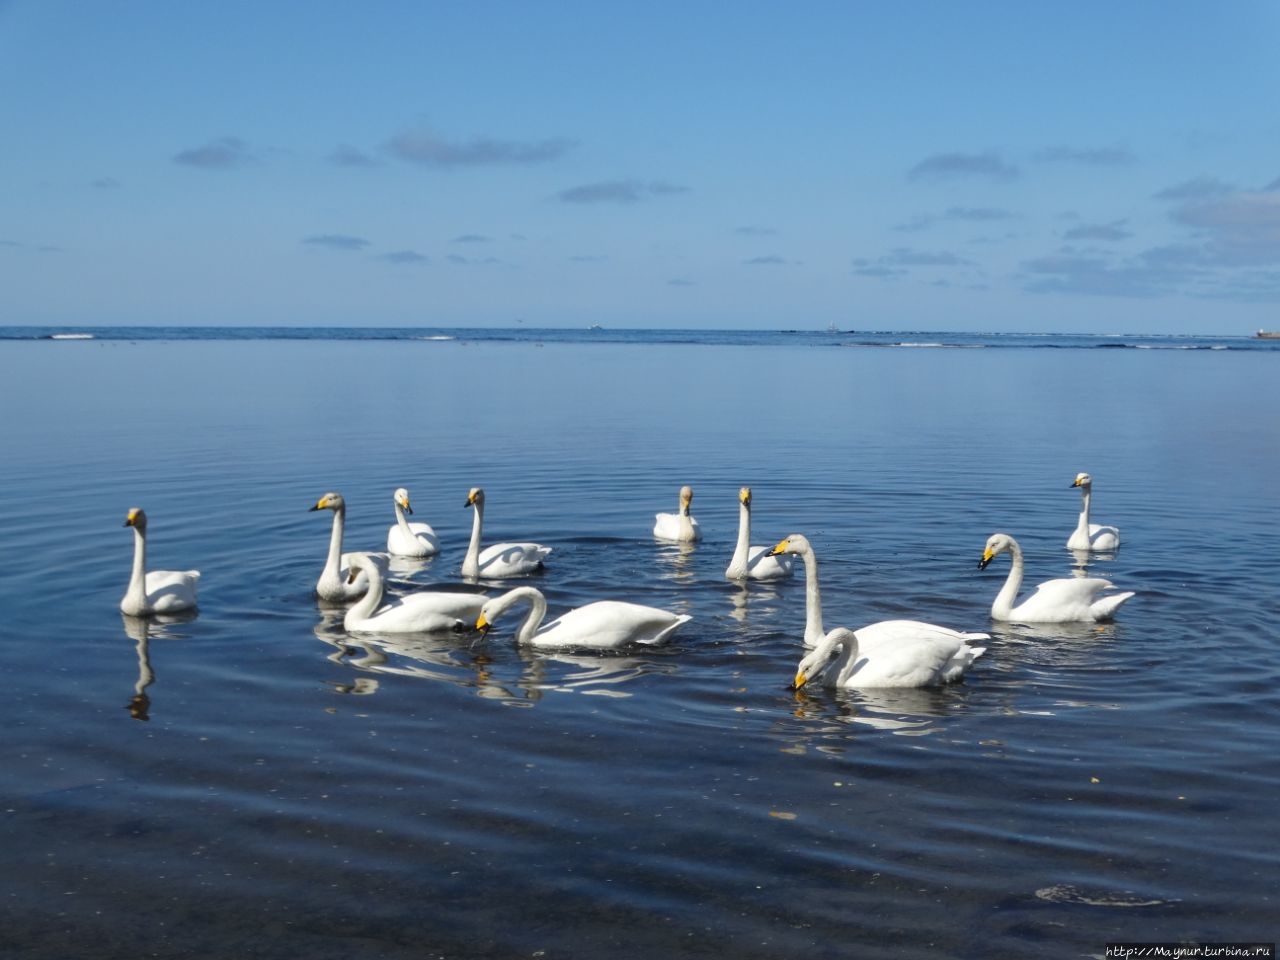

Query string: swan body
387 487 440 557
462 488 551 579
770 534 989 656
476 586 691 650
1067 472 1120 551
310 492 369 601
342 553 485 634
654 485 701 542
794 626 986 690
725 487 793 581
980 532 1134 622
120 508 200 617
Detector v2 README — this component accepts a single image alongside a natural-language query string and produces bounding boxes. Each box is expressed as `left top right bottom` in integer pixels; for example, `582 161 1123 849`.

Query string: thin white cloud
302 234 371 251
173 137 254 169
557 180 690 204
908 151 1018 182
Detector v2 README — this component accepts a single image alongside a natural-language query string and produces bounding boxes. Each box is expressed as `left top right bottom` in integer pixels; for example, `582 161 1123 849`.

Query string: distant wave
47 333 94 340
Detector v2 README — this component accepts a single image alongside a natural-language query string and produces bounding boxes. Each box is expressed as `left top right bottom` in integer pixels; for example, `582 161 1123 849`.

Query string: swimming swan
725 487 793 581
462 488 551 579
309 492 369 601
387 487 441 557
980 532 1134 622
120 508 200 617
343 552 485 634
770 534 989 654
476 585 691 650
793 625 986 690
1067 472 1121 552
653 485 701 542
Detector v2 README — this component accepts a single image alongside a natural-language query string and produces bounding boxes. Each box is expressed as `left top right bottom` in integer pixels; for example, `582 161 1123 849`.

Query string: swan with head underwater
120 508 200 617
653 485 701 542
725 487 793 581
475 586 691 650
980 532 1134 622
387 486 440 557
461 487 552 579
342 552 486 634
1067 472 1120 552
309 492 369 601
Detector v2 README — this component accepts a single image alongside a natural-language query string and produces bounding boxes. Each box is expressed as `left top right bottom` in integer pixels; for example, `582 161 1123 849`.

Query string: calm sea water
1 330 1277 959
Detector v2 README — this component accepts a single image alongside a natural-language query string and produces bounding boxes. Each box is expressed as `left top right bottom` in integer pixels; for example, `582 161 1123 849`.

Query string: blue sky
3 1 1279 333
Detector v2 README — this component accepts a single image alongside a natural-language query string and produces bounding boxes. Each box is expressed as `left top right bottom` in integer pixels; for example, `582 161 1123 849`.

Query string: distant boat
1255 329 1280 339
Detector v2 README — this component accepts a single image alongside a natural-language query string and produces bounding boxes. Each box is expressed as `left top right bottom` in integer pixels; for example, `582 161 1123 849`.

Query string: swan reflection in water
120 612 197 721
785 681 967 740
727 581 786 627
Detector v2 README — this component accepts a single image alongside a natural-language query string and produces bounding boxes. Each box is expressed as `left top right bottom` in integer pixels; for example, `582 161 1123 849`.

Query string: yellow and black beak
791 670 810 691
770 538 789 557
475 613 491 635
978 548 995 570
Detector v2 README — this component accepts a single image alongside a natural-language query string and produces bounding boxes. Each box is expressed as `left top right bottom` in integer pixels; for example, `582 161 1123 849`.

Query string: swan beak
978 549 994 570
403 503 413 515
309 499 324 512
475 613 491 635
769 539 788 556
791 670 810 690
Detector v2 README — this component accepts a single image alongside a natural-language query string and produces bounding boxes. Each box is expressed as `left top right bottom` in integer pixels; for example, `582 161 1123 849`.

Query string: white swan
342 553 485 634
387 487 440 557
1067 472 1121 551
725 487 793 581
653 485 701 542
475 586 691 650
794 625 986 690
770 534 990 655
462 488 551 579
120 508 200 617
309 492 369 601
980 532 1134 622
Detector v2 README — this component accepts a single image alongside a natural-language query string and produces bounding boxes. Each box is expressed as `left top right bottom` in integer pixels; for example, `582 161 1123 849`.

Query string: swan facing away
476 586 691 650
343 553 485 634
120 508 200 617
654 485 701 543
387 487 440 557
310 492 369 601
725 487 793 581
980 532 1134 622
770 533 989 658
794 626 986 690
462 488 551 579
1067 473 1121 552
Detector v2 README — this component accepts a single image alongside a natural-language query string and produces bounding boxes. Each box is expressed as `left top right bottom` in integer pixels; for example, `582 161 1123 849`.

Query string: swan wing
1014 577 1128 622
841 637 985 688
744 546 793 580
349 591 486 634
143 569 200 613
477 542 552 578
653 513 701 542
388 522 441 556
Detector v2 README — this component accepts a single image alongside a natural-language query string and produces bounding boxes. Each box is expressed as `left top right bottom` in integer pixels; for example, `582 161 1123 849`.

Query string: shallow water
2 336 1277 959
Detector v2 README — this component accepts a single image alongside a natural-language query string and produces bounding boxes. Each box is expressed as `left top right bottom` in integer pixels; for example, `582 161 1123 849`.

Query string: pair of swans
342 552 486 634
980 532 1133 622
121 508 201 617
1067 472 1120 552
769 534 988 690
476 585 691 650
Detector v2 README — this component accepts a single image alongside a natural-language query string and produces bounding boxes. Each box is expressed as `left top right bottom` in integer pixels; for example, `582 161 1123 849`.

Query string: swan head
793 627 854 689
738 486 752 507
394 487 413 514
310 492 346 513
466 487 485 509
123 507 147 531
979 533 1016 569
770 533 810 557
1071 472 1093 489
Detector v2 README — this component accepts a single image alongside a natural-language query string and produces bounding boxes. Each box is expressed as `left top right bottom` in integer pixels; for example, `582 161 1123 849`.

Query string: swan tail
1091 590 1135 621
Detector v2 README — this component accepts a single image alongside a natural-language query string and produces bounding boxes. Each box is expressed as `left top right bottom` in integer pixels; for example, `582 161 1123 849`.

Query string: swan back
795 625 986 689
344 552 484 633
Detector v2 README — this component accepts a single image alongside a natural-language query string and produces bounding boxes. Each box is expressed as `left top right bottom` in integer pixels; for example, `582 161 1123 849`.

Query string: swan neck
325 506 345 576
513 589 547 644
831 634 860 685
126 526 148 606
1076 486 1093 534
346 563 384 621
731 502 751 563
992 541 1024 619
463 501 484 575
800 545 824 643
394 501 413 534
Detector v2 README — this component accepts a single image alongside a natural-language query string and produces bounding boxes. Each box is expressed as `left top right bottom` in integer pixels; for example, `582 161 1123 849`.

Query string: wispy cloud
1153 176 1235 201
453 234 491 243
329 144 378 168
853 246 974 279
302 234 371 251
173 137 255 169
742 255 788 266
557 179 690 204
377 250 428 264
91 177 121 189
1171 190 1280 265
667 277 696 286
908 151 1018 183
897 206 1015 231
1062 220 1133 242
386 127 574 168
1033 145 1135 166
